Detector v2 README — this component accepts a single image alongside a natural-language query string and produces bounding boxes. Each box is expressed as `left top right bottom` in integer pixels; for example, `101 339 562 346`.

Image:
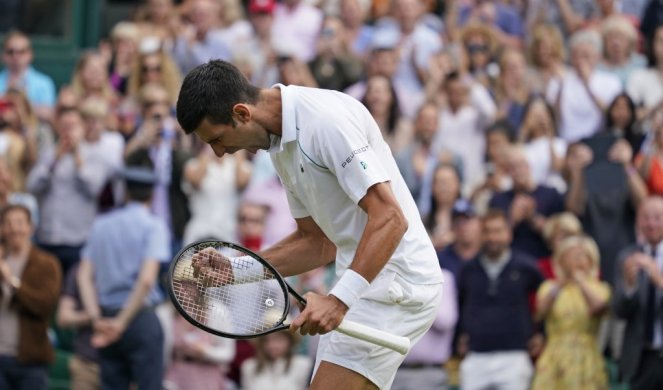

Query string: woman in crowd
470 121 513 215
107 22 141 96
240 332 312 390
606 93 643 155
532 235 610 390
361 74 411 154
459 23 500 90
627 24 663 117
527 24 567 94
493 49 532 131
424 163 463 250
598 15 646 86
70 51 118 105
127 49 182 107
518 96 567 192
539 212 584 279
636 108 663 195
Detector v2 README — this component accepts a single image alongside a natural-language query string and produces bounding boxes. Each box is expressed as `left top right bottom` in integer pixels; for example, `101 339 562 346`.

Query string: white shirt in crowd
271 2 323 61
627 68 663 110
546 69 622 143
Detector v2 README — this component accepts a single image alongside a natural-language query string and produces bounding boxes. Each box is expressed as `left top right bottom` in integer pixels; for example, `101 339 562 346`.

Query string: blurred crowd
2 0 663 389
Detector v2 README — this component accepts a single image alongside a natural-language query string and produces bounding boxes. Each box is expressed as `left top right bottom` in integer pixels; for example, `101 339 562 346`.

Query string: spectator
528 0 598 37
396 102 461 208
0 97 28 191
107 22 141 96
546 29 622 143
134 0 181 46
470 121 514 215
614 196 663 389
271 0 323 62
309 16 363 92
361 75 410 154
423 163 462 250
0 205 61 390
242 0 279 88
0 159 37 224
375 0 443 118
637 109 663 196
127 48 182 107
457 209 543 390
627 24 663 118
458 23 500 90
182 146 251 244
338 0 375 58
489 146 565 259
598 15 647 86
539 212 584 279
70 51 118 105
436 199 482 282
532 235 610 389
518 96 567 193
456 0 525 47
392 268 458 390
432 71 497 192
565 132 647 285
275 56 318 88
172 0 232 75
607 92 643 155
77 166 170 390
526 24 567 94
494 49 532 131
26 107 107 278
0 30 56 120
240 332 312 390
164 304 235 390
237 202 269 251
56 263 100 390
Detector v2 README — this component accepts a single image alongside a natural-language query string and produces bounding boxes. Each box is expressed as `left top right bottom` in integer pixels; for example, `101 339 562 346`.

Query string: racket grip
336 320 411 355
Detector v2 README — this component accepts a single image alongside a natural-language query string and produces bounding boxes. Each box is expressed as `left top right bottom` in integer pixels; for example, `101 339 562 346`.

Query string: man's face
482 217 512 258
2 36 32 73
454 215 481 244
571 43 597 72
638 198 663 244
194 114 271 158
508 154 531 190
1 209 32 249
414 105 438 144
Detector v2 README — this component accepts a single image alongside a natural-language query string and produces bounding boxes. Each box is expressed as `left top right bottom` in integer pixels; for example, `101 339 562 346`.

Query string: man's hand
635 254 662 287
608 139 633 165
191 247 234 287
623 252 648 288
91 318 126 348
290 292 349 336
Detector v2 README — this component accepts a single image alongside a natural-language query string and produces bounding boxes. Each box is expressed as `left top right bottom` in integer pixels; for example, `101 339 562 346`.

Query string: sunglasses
4 47 29 56
142 65 162 73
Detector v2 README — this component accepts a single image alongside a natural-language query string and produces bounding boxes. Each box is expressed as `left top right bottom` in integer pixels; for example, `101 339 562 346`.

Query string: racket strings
171 243 288 336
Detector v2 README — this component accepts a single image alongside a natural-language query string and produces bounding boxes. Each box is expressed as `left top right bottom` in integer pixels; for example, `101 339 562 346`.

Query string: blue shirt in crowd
458 250 543 353
0 66 56 107
81 202 170 310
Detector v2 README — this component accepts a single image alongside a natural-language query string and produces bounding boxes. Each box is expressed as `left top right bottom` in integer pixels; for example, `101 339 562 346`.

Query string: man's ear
232 104 251 124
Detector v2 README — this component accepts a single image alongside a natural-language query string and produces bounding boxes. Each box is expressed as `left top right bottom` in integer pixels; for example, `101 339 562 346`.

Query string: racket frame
168 239 306 339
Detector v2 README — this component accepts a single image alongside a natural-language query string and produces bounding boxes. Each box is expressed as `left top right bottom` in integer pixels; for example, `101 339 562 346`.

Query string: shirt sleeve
146 220 171 263
315 109 391 205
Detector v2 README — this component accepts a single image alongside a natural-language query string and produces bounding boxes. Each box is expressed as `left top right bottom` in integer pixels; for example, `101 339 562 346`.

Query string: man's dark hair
0 204 32 225
176 60 260 134
127 181 153 202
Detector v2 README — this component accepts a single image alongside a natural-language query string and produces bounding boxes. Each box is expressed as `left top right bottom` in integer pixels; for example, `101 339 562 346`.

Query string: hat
452 199 477 219
122 166 157 185
248 0 275 14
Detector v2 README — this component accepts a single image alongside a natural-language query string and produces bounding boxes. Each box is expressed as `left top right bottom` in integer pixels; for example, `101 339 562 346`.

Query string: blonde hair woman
598 15 646 85
527 24 566 94
126 49 182 106
70 51 118 103
532 235 610 390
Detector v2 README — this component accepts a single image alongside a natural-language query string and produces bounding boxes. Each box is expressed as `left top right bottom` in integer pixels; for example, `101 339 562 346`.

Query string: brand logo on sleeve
341 145 369 168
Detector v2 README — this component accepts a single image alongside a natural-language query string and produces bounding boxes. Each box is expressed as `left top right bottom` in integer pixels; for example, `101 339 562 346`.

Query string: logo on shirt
360 161 367 170
341 145 369 168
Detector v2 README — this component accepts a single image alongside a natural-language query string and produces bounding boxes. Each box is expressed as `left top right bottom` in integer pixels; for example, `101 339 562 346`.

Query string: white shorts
313 271 443 389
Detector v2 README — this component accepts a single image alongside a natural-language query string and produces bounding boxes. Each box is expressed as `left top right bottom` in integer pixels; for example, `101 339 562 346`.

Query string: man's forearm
77 261 101 320
260 229 336 277
116 261 160 327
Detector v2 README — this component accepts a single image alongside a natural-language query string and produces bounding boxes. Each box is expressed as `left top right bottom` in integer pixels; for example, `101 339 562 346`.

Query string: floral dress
531 280 611 390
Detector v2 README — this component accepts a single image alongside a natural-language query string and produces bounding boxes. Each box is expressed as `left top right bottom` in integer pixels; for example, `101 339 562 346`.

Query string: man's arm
290 182 408 336
261 216 337 277
92 259 160 348
77 259 101 321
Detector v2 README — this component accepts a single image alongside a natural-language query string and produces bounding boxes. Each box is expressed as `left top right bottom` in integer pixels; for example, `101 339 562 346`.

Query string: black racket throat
168 240 305 340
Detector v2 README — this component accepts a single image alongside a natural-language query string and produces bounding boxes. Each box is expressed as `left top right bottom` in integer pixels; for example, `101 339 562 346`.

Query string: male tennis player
176 60 443 390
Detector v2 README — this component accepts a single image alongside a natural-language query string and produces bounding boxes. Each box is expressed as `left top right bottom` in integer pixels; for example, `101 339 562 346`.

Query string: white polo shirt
269 84 443 285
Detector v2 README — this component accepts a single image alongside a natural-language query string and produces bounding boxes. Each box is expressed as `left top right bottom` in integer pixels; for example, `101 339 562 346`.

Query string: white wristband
329 269 370 308
231 255 265 284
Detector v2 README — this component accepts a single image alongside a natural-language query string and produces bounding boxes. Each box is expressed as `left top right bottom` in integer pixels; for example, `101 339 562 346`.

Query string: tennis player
176 60 443 390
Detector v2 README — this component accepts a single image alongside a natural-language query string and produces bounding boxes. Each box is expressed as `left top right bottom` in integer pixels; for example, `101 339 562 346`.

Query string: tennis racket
167 240 411 355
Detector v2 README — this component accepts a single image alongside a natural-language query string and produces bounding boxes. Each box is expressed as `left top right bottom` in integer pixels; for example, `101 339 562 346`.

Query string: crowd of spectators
2 0 663 388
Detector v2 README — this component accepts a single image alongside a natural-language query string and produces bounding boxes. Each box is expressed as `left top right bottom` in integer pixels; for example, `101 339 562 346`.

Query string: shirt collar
480 249 512 270
267 83 297 153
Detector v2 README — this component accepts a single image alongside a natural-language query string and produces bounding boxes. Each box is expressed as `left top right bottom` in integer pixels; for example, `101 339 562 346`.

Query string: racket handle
336 320 411 355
